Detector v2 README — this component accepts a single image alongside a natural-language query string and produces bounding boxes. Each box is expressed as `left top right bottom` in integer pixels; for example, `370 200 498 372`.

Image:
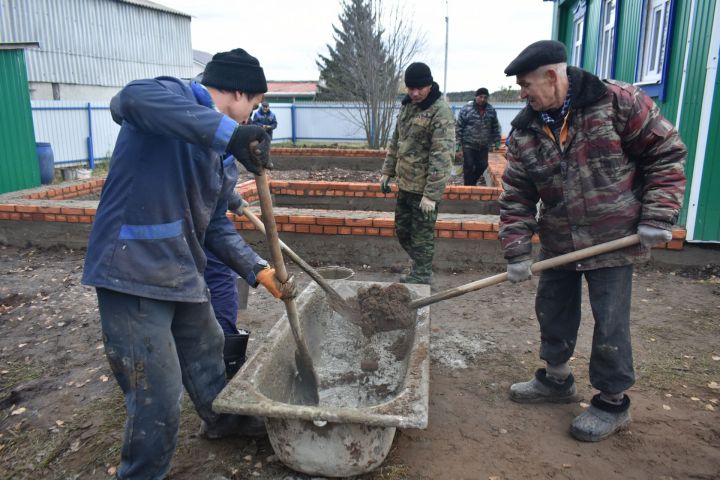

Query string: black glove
226 125 272 175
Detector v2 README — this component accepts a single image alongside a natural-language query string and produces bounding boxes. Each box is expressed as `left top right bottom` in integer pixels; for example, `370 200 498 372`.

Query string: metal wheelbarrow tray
213 280 431 477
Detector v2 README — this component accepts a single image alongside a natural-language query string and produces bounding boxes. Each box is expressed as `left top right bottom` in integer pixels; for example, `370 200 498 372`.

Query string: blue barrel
36 142 55 185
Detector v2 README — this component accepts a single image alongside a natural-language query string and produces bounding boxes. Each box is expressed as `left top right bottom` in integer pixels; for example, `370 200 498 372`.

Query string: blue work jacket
82 77 263 302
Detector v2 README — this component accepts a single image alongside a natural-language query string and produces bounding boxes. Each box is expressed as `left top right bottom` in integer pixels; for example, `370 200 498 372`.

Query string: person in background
455 87 501 186
380 62 454 285
252 101 277 139
499 40 686 442
82 48 295 479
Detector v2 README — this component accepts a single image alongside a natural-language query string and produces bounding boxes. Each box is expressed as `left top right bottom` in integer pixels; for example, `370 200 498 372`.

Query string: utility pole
443 0 449 100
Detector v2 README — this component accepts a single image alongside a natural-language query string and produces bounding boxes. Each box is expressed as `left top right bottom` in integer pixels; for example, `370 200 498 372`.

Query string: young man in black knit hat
379 62 455 284
455 87 501 185
82 48 296 479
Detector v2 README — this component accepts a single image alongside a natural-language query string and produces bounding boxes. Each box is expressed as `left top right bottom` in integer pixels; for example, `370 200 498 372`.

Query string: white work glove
637 224 672 248
507 259 532 283
419 196 436 220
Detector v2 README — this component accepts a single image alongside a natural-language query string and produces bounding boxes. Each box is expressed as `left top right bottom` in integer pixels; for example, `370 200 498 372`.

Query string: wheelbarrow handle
408 234 641 309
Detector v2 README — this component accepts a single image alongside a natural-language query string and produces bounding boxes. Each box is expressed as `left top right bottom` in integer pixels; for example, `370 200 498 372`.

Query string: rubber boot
509 368 578 403
223 333 249 380
570 394 631 442
199 414 267 439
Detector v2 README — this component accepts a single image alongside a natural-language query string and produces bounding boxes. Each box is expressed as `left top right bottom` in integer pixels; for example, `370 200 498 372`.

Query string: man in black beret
455 86 501 185
498 40 687 442
83 48 297 479
379 62 455 284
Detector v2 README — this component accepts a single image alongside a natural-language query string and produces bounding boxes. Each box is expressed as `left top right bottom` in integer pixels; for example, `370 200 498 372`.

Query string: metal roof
117 0 190 17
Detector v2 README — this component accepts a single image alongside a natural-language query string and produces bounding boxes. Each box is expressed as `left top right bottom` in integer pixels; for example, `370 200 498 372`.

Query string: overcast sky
158 0 555 92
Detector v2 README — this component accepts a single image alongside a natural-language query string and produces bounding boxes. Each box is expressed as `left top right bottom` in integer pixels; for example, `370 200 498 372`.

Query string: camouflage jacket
382 83 455 202
456 101 501 148
499 67 687 269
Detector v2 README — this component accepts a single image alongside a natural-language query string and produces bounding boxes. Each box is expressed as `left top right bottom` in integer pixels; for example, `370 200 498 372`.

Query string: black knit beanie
404 62 433 88
475 87 489 96
201 48 268 93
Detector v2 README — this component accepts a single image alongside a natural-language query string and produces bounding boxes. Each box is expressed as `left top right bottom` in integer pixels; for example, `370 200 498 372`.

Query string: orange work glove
256 266 297 299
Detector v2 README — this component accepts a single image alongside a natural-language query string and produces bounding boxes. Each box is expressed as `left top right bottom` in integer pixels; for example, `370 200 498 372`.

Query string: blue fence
31 101 523 167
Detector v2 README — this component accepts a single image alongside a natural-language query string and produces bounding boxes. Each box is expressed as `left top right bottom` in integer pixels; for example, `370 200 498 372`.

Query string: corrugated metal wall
0 49 40 194
694 76 720 241
0 0 193 87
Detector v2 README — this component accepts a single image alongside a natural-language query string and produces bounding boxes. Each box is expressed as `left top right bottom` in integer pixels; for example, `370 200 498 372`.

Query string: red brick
667 239 684 250
317 217 344 226
435 220 461 231
309 225 324 234
271 180 289 188
354 192 364 197
84 208 97 215
79 215 93 223
492 224 500 232
345 218 373 227
16 205 38 213
0 204 16 212
274 215 289 224
453 231 469 239
468 231 483 239
55 215 66 222
366 227 380 235
289 215 316 225
351 227 366 235
347 183 369 191
323 226 339 234
60 207 84 215
40 206 62 214
380 228 394 237
296 224 310 233
437 230 452 238
338 227 352 235
281 224 296 232
344 191 355 197
31 213 45 221
372 218 395 228
484 232 499 240
671 229 686 240
0 213 10 220
462 221 492 231
66 215 79 223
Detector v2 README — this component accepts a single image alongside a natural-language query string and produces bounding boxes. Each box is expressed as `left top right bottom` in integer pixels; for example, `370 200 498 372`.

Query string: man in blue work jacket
82 48 294 480
252 101 278 139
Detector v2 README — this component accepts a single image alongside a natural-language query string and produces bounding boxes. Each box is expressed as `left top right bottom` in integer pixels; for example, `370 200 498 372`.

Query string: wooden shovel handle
408 234 640 309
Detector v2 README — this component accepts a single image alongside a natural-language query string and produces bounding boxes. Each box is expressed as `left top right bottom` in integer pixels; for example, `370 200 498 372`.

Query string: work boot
199 414 267 439
509 368 578 403
570 394 631 442
223 332 249 379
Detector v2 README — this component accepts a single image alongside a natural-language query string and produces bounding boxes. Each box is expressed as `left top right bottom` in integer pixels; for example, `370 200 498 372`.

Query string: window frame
596 0 620 79
634 0 676 102
571 1 587 68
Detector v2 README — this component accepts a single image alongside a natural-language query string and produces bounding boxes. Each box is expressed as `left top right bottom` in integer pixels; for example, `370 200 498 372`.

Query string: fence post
86 102 95 169
290 103 297 145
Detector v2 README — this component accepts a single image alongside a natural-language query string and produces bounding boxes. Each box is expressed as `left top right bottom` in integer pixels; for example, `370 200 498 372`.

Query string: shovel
234 205 361 324
253 169 320 405
408 234 641 310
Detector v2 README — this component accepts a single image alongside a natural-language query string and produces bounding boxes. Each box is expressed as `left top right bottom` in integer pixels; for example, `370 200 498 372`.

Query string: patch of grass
372 463 411 479
0 360 44 391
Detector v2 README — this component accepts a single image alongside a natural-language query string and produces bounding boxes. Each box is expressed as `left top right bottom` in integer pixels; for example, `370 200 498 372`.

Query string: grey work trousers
535 265 635 394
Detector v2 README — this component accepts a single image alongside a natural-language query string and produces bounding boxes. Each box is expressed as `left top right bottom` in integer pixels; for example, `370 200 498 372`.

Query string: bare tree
317 0 424 148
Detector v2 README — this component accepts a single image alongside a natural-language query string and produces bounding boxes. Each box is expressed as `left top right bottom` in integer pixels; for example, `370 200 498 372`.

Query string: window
638 0 671 83
571 1 587 67
597 0 617 79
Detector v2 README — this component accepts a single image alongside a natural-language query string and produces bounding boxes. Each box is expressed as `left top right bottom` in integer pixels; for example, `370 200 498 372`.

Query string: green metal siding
0 49 39 194
694 75 720 240
613 1 642 82
583 0 602 71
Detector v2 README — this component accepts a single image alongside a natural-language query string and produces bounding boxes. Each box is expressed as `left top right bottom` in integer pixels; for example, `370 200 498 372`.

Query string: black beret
504 40 567 76
475 87 489 96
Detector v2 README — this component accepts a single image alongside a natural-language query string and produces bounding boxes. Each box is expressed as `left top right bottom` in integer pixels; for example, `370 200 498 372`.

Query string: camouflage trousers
395 190 438 281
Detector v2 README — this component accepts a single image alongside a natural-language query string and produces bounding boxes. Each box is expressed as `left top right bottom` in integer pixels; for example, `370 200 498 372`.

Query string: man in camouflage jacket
455 87 502 185
380 62 455 284
499 41 686 442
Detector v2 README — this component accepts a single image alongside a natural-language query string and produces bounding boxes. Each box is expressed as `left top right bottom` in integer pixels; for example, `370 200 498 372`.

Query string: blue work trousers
535 265 635 394
96 288 229 480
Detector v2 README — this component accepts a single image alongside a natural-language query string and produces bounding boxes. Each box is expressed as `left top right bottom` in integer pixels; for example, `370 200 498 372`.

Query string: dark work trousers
535 265 635 394
204 249 239 335
394 190 438 280
96 288 230 480
462 146 489 186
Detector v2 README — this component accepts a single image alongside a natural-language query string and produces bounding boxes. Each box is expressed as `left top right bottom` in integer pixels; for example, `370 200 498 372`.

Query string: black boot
223 332 249 379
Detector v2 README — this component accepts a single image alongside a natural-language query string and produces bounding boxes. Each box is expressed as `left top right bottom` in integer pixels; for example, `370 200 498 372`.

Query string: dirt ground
1 243 719 480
